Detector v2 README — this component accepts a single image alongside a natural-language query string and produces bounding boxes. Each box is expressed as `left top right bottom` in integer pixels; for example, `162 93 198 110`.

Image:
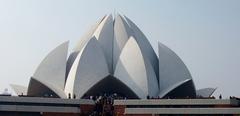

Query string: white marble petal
65 37 109 98
33 41 69 96
114 37 159 98
197 88 217 97
113 14 133 71
66 16 106 79
124 15 159 79
93 15 114 73
158 42 195 97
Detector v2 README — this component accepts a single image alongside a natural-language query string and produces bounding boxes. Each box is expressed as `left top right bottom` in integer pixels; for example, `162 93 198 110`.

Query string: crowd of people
89 93 125 116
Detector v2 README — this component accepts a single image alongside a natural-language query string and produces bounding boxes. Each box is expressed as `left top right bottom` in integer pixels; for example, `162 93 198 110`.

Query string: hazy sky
0 0 239 98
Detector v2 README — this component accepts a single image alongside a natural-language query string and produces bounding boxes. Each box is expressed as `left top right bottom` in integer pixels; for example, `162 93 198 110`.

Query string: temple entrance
82 75 138 99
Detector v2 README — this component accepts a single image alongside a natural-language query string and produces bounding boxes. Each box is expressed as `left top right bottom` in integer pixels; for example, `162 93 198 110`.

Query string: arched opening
82 75 139 99
163 80 196 99
27 78 59 98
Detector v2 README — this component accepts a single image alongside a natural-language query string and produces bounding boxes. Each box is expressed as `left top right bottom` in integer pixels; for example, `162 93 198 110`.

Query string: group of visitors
89 93 124 116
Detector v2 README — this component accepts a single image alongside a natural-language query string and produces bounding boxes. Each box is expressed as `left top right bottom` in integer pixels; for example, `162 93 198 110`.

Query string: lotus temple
10 14 217 99
2 14 240 116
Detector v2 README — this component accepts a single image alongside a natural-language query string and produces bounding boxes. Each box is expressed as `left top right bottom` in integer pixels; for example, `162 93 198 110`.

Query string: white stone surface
114 37 158 98
124 15 159 80
93 15 114 73
197 88 217 97
65 37 109 98
66 16 105 78
24 14 196 99
113 15 132 70
158 42 194 97
32 41 69 97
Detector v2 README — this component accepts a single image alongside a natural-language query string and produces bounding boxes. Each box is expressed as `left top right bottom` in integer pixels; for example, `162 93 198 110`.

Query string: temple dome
13 14 196 99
